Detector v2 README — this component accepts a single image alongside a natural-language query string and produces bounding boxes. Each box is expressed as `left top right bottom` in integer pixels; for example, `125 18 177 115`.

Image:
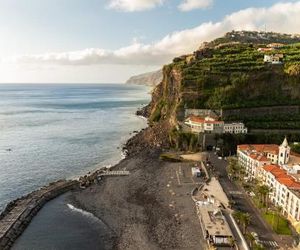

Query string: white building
184 116 224 133
267 43 285 49
223 122 248 134
237 138 300 227
198 205 234 247
264 54 284 64
185 116 247 134
237 138 290 176
260 165 300 223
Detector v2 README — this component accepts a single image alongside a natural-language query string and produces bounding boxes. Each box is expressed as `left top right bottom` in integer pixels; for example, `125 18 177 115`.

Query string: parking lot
175 164 205 186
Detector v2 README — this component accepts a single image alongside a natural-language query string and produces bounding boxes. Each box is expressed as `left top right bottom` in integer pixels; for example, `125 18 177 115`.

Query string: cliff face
126 69 163 87
127 66 183 153
147 65 183 126
146 31 300 130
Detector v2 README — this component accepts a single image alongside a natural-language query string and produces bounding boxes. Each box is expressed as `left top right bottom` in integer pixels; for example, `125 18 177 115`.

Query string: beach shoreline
1 109 203 250
69 121 204 250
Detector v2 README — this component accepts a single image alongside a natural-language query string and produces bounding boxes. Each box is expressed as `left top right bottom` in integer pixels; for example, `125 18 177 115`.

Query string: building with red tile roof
237 138 292 180
185 115 247 134
261 164 300 222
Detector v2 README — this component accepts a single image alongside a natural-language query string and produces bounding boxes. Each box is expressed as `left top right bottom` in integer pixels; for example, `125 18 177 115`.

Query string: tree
257 185 272 210
246 232 255 248
274 206 283 231
227 157 244 181
285 63 300 76
233 211 251 234
240 212 251 234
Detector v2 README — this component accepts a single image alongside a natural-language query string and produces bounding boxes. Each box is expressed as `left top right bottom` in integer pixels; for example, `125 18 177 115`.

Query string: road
207 152 280 249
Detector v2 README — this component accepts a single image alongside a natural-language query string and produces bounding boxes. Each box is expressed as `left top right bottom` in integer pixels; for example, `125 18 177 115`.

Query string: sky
0 0 299 83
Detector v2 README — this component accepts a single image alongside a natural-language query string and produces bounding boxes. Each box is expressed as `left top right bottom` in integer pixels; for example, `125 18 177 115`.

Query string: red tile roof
238 144 279 154
249 154 270 162
263 165 300 189
187 116 205 123
187 116 223 125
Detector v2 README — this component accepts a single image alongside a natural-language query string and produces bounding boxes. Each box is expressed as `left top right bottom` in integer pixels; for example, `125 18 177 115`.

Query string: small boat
6 148 12 152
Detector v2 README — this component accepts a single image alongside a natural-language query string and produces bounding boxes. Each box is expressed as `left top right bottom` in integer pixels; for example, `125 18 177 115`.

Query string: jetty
0 180 78 250
98 170 130 177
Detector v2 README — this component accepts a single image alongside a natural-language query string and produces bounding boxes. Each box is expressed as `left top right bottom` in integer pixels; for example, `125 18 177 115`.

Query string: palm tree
257 185 272 210
240 212 251 234
246 232 255 248
275 206 282 231
233 210 243 224
228 157 244 181
233 211 251 234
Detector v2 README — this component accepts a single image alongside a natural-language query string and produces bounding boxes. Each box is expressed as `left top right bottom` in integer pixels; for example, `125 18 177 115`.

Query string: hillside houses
267 43 285 49
264 54 284 64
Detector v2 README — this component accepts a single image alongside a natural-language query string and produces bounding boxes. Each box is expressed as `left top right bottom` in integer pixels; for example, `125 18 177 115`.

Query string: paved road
207 152 279 248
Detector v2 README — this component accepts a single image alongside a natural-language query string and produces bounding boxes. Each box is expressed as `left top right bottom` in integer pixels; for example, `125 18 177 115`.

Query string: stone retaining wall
0 180 78 250
222 105 300 119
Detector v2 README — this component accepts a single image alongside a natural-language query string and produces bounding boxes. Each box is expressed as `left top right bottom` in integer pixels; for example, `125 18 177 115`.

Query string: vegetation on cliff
148 31 300 130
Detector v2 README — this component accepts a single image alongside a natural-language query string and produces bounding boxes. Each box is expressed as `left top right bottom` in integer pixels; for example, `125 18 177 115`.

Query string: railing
98 171 130 177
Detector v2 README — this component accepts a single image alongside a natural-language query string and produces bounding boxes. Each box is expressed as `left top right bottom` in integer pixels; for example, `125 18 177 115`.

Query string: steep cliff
147 65 183 125
126 69 163 87
147 31 300 130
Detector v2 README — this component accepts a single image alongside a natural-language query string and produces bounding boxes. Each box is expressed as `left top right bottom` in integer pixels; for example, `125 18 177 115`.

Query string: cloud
107 0 164 12
9 1 300 67
178 0 214 11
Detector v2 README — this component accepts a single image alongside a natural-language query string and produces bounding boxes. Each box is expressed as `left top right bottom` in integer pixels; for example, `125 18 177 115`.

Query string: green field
263 212 292 235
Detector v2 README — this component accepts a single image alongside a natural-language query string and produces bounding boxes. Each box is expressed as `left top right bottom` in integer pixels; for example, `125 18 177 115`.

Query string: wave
66 204 103 224
121 150 127 160
137 115 147 121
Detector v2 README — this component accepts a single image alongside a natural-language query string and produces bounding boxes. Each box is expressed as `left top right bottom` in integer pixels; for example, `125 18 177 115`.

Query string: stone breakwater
0 180 78 250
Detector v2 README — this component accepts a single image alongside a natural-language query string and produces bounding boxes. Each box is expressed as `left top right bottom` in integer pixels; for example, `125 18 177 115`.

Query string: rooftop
198 204 233 237
238 144 279 155
249 153 269 162
199 177 229 207
186 115 224 124
263 164 300 189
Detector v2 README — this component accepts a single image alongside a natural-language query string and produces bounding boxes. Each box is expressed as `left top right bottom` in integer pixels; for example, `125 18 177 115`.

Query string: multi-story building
237 138 300 225
184 116 224 133
223 122 248 134
237 138 291 177
185 116 247 134
261 165 300 223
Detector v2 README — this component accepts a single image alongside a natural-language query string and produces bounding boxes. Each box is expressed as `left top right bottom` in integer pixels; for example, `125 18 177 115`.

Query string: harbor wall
0 180 78 250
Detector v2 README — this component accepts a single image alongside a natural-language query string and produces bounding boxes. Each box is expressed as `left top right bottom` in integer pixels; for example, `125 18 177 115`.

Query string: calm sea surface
0 84 150 211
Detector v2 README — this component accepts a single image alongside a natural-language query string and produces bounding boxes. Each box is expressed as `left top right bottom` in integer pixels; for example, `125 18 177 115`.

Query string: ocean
0 84 150 211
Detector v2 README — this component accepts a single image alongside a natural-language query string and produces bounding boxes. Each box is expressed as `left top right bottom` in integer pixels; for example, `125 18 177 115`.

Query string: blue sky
0 0 299 83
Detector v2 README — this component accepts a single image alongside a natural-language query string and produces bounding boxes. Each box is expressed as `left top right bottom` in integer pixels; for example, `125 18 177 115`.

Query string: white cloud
107 0 164 12
6 1 300 68
178 0 214 11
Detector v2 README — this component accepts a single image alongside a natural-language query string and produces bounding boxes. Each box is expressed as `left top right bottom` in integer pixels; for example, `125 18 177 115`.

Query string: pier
98 170 130 177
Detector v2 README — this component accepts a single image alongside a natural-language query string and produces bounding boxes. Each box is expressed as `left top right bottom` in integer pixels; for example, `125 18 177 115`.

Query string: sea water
0 84 150 211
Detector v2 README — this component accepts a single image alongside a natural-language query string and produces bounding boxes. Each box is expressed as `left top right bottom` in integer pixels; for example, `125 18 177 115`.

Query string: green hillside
175 42 300 109
148 31 300 129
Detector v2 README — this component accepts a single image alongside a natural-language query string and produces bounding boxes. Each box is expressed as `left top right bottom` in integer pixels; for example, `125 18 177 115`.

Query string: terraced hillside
148 31 300 129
